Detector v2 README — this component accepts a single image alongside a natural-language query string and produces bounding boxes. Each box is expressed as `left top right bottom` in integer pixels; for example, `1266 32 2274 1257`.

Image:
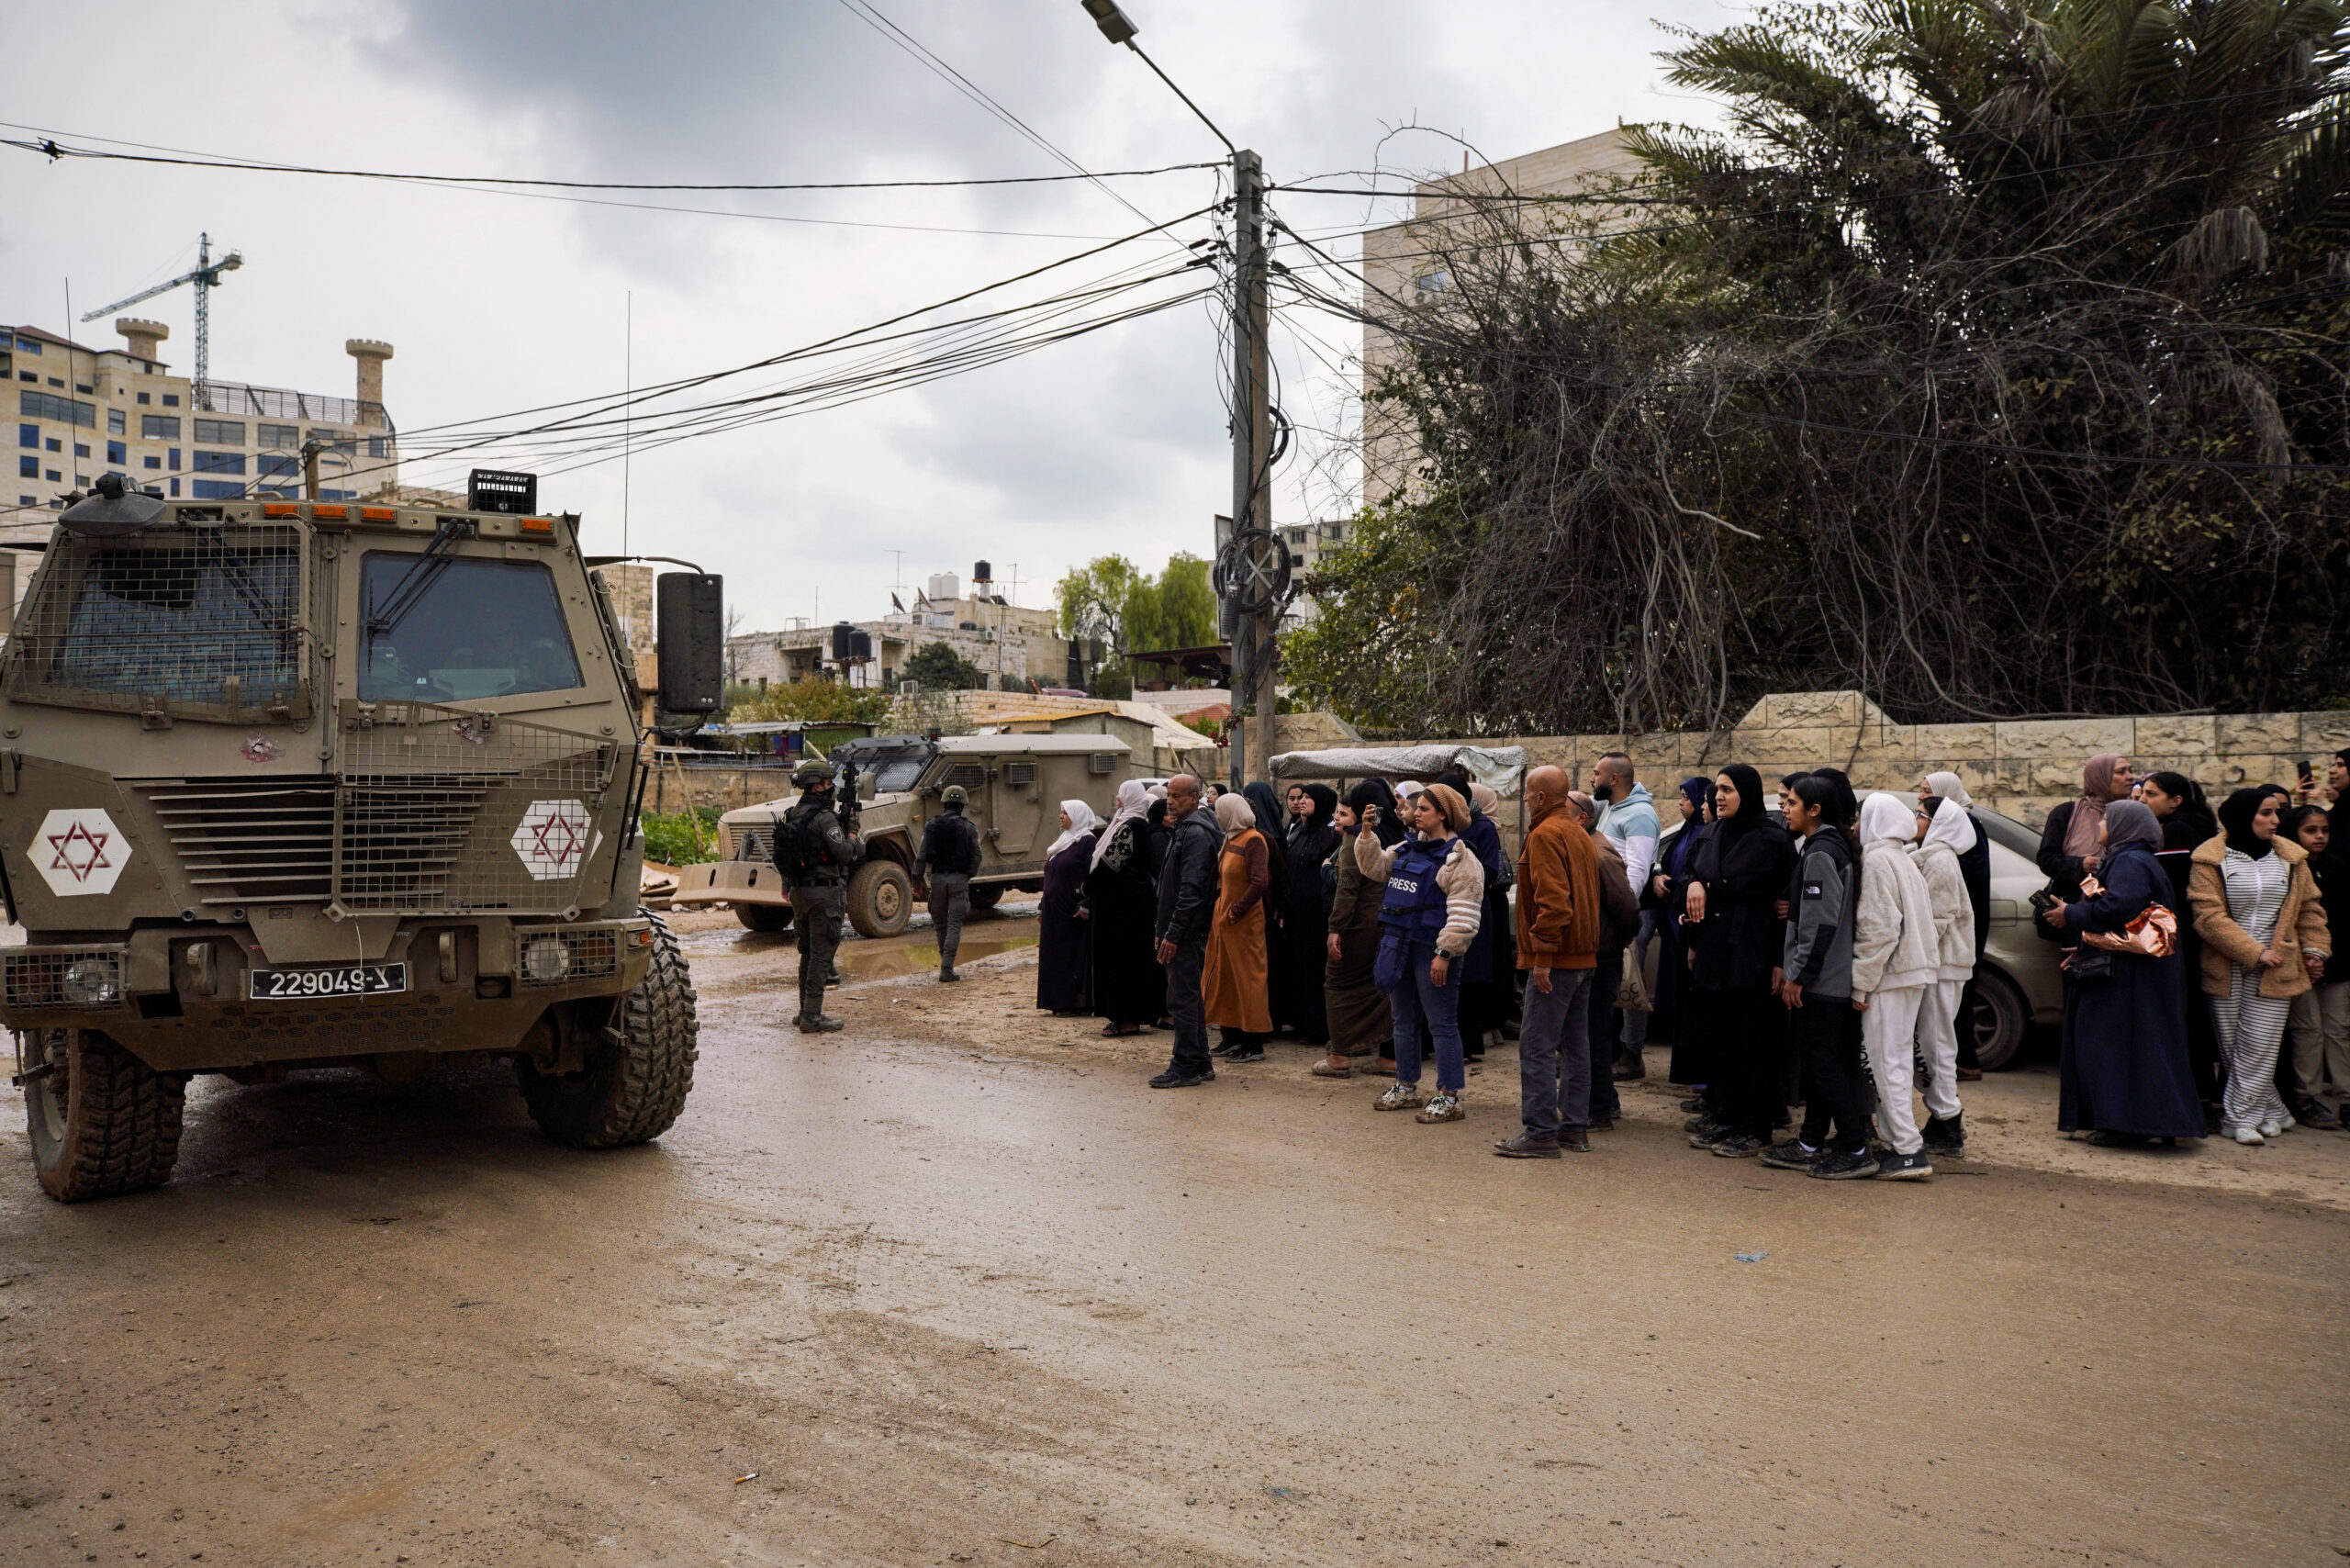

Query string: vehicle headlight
62 958 119 1007
521 935 573 985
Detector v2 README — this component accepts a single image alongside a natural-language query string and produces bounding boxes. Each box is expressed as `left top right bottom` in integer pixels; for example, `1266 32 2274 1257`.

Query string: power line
3 127 1217 192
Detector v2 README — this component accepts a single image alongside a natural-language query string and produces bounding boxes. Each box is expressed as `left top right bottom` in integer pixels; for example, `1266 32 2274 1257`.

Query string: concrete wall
1304 691 2350 827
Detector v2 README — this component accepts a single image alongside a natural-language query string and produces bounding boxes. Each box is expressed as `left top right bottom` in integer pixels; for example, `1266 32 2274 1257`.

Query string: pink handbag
2076 876 2178 958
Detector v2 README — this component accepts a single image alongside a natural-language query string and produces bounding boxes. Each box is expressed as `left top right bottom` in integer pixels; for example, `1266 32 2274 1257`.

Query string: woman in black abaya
1275 784 1341 1044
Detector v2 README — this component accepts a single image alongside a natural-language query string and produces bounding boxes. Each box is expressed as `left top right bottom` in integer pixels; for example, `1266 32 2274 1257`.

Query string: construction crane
81 233 242 409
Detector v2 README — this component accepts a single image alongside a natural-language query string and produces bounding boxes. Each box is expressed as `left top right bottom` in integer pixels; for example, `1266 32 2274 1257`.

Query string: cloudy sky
2 0 1742 633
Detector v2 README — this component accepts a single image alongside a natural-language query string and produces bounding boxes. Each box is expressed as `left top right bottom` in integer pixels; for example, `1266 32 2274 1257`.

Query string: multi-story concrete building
1360 129 1644 502
727 567 1080 694
6 318 397 511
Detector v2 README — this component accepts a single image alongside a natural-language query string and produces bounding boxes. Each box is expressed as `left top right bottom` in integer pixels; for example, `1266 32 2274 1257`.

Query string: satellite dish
59 474 167 537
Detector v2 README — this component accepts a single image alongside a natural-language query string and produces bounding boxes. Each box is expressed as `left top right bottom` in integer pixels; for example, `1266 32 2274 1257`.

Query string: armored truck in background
0 478 722 1200
671 732 1138 936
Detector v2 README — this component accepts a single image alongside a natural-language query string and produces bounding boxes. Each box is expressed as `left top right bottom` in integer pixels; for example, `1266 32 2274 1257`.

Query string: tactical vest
1379 835 1457 945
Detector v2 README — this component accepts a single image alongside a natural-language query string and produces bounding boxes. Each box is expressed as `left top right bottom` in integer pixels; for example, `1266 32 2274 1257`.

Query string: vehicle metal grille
516 928 621 987
2 946 130 1012
5 524 308 722
335 700 618 913
137 778 337 906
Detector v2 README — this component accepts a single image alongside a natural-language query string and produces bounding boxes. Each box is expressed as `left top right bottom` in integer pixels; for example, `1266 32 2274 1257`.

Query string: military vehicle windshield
359 554 583 701
838 736 935 793
6 523 304 717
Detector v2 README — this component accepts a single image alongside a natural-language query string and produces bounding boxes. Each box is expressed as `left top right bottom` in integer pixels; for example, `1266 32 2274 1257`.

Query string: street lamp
1076 0 1234 152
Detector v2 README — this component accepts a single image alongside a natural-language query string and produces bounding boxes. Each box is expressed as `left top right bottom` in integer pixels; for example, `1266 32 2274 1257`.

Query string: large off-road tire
965 881 1005 912
25 1028 185 1203
518 912 699 1148
734 902 792 934
845 860 913 939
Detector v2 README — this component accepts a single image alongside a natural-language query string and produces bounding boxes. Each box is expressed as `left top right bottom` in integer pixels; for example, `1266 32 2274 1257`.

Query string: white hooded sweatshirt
1910 797 1979 982
1852 792 1942 1001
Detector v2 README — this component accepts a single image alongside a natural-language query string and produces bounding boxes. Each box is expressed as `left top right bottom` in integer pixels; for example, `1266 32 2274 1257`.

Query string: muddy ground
1 904 2344 1566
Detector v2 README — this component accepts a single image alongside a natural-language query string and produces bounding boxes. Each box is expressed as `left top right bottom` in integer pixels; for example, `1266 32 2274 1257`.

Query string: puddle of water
836 928 1037 979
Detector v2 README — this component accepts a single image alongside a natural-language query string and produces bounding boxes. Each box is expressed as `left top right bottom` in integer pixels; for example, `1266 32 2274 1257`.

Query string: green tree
1298 0 2350 731
901 640 989 691
729 676 891 726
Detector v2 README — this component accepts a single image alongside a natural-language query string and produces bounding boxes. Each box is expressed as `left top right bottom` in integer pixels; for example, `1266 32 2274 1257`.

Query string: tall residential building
1360 129 1645 503
6 319 398 513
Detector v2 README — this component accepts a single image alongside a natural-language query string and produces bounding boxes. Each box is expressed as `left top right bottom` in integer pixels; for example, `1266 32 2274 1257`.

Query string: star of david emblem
47 821 112 881
29 809 132 897
511 800 594 881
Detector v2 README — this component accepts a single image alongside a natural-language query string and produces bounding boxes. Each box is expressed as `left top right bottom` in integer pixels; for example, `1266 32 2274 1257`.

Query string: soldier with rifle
777 758 860 1033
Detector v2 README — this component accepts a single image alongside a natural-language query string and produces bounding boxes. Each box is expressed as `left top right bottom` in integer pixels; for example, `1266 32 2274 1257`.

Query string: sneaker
1809 1147 1880 1180
1687 1124 1734 1149
1416 1091 1464 1124
2224 1123 2265 1145
1710 1133 1770 1158
795 1014 845 1034
1921 1113 1965 1153
1375 1081 1427 1112
1875 1148 1934 1181
1493 1131 1561 1159
1679 1096 1707 1114
1758 1138 1818 1171
1148 1067 1210 1088
1684 1114 1717 1134
2297 1100 2341 1129
939 967 961 983
2258 1117 2286 1138
1224 1045 1266 1064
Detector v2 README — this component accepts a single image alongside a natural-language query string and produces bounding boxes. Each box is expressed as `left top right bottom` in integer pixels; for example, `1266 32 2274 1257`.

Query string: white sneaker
2229 1124 2266 1145
1416 1091 1464 1124
2258 1117 2285 1138
1375 1081 1427 1112
2278 1112 2297 1132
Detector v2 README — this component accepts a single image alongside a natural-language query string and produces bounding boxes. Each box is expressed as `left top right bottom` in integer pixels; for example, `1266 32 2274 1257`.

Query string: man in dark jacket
1572 791 1645 1132
1766 775 1874 1177
1150 774 1223 1088
781 760 859 1034
917 784 982 982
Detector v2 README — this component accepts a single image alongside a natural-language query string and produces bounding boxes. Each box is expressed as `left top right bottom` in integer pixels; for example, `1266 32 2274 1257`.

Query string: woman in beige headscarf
2037 754 2132 902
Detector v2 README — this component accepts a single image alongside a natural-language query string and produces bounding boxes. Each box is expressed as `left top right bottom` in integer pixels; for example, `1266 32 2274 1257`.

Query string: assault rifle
834 756 862 846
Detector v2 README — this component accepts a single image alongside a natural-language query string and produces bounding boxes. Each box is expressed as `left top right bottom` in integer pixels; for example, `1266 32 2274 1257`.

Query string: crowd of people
971 748 2350 1179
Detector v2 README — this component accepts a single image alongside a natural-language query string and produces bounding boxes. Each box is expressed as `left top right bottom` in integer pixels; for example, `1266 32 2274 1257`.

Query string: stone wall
1345 691 2350 827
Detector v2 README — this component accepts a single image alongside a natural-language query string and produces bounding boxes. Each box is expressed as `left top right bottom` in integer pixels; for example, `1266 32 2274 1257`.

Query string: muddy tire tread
519 911 699 1149
29 1029 186 1203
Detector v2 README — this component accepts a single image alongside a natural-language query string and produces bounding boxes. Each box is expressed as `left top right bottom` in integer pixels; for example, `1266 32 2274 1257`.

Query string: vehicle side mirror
655 573 724 714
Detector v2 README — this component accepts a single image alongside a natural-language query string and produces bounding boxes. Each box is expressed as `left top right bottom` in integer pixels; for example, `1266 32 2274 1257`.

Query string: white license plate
247 963 408 1001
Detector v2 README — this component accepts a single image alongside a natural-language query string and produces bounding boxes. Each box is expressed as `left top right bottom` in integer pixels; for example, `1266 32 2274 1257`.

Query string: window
19 390 95 427
367 436 387 458
256 454 298 480
167 477 178 498
17 456 33 479
106 442 125 465
74 385 92 396
13 337 38 355
190 479 245 499
358 554 583 701
16 372 32 383
44 469 59 483
142 455 160 470
136 392 150 406
167 449 180 472
46 377 61 387
1413 267 1451 298
308 429 351 448
192 451 245 475
16 497 30 507
162 393 179 407
192 419 244 444
44 438 59 453
140 414 179 440
319 488 355 501
73 443 89 460
16 424 32 448
106 409 125 435
256 421 297 449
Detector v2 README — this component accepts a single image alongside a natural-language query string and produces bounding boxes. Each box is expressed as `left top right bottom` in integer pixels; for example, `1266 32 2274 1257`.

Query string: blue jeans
1517 964 1596 1137
1388 940 1467 1093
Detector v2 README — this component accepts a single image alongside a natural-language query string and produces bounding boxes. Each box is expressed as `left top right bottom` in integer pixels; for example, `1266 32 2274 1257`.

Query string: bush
728 676 891 726
640 808 723 867
901 641 988 691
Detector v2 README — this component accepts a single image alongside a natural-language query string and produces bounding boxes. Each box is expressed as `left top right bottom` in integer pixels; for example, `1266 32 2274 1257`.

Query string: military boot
797 1013 845 1034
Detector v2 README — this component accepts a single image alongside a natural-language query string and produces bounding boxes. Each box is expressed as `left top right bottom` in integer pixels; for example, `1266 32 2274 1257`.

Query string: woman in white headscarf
1852 792 1943 1179
1918 771 1994 1079
1909 796 1977 1151
1037 801 1104 1015
1085 781 1165 1036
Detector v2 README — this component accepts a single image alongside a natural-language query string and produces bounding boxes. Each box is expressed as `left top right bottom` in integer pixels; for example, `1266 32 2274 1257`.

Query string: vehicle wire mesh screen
5 524 306 720
336 700 617 914
2 946 129 1013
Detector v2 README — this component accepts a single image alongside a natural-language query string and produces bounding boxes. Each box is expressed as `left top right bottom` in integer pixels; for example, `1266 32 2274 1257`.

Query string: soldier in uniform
783 758 858 1033
918 784 983 982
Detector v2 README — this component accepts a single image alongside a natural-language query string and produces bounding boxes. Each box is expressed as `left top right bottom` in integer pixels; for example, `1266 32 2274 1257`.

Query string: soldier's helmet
793 759 835 789
942 785 969 806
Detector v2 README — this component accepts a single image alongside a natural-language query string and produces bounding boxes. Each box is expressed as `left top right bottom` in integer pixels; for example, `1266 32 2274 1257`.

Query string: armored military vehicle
671 732 1138 936
0 476 723 1201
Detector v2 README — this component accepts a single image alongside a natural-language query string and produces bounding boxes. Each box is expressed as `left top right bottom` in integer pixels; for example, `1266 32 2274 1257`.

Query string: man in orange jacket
1496 764 1604 1156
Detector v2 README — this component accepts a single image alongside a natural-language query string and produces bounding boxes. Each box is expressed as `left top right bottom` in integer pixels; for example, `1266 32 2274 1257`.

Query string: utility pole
1228 149 1276 788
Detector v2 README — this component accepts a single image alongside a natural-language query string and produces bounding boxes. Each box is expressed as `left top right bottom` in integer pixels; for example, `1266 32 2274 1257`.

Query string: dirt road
2 908 2344 1566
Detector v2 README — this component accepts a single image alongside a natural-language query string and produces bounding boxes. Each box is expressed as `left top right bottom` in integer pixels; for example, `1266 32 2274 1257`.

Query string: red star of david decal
528 812 582 869
46 821 113 883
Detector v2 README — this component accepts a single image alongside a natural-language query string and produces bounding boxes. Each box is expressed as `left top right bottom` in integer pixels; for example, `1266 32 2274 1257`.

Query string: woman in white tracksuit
1910 796 1976 1154
1852 792 1943 1180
